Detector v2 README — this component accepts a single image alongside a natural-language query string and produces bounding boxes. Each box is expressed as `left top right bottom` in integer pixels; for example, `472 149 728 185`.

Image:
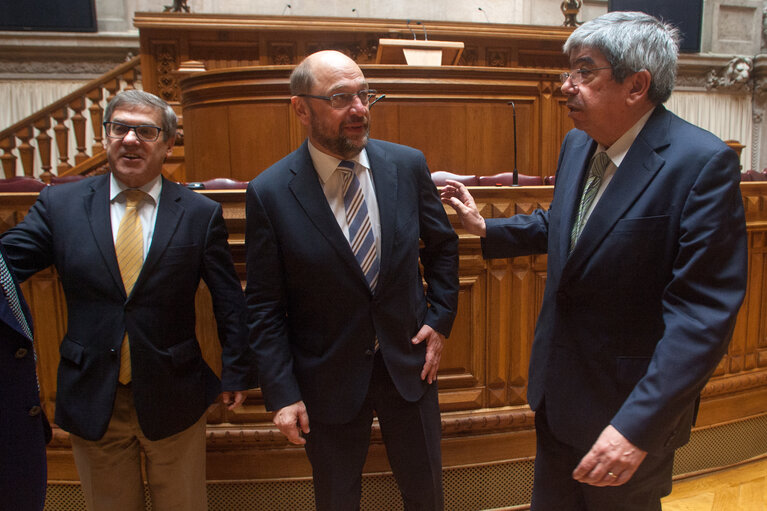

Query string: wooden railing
0 56 141 182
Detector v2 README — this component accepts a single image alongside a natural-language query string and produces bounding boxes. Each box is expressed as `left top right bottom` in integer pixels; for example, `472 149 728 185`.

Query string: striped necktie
570 151 610 253
115 189 146 384
0 251 33 341
339 160 380 290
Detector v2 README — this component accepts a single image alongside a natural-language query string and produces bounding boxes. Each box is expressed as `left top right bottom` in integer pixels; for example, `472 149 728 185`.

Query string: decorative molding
0 57 130 77
706 56 754 92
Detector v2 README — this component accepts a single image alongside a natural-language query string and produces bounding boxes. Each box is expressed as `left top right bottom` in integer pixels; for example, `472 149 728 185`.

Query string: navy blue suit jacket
1 175 252 441
0 242 48 509
245 139 459 424
482 106 748 454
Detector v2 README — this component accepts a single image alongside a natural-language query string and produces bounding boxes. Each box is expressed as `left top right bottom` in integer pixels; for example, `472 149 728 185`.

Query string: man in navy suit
2 90 253 510
0 242 49 510
442 12 747 510
246 50 459 510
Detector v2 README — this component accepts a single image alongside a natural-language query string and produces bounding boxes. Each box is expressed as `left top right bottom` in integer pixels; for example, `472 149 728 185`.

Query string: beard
308 106 369 159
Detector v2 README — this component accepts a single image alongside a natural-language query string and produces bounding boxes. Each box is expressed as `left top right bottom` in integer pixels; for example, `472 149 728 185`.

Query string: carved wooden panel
3 182 766 481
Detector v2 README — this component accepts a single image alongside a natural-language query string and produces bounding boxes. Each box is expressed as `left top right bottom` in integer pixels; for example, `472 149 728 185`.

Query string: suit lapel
288 142 367 283
138 178 183 291
85 174 126 297
565 106 670 274
366 140 397 291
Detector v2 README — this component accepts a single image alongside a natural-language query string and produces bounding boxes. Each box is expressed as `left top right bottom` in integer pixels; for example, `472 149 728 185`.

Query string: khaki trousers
69 384 208 511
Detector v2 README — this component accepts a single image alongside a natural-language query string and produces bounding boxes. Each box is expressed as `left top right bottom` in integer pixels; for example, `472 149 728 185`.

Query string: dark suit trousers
304 352 443 511
531 406 673 511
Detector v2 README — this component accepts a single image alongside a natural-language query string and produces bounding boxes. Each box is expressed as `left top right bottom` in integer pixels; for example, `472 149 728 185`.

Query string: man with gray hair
1 90 254 510
442 11 747 510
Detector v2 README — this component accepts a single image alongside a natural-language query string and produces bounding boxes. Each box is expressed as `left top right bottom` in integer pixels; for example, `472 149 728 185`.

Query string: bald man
245 50 459 510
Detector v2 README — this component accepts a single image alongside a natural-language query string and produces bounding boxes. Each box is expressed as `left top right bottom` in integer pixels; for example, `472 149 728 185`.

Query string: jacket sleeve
0 186 56 281
244 182 302 411
415 152 460 337
200 202 257 392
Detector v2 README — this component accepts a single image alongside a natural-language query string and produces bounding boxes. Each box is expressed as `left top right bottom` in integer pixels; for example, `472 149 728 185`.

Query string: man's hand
572 425 647 487
221 391 246 411
273 401 310 445
411 324 445 384
440 179 487 237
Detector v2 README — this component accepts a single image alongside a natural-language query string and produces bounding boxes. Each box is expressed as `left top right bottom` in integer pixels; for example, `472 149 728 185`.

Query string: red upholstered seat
0 176 47 192
50 174 88 185
742 169 766 181
430 171 479 186
478 172 543 186
201 178 249 189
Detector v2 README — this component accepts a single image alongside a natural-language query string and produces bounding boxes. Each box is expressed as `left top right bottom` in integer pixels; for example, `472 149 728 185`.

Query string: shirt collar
109 173 162 205
599 107 655 168
307 140 371 184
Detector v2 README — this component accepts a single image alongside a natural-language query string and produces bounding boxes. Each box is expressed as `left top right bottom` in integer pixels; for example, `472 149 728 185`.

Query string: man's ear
291 96 311 127
626 69 652 106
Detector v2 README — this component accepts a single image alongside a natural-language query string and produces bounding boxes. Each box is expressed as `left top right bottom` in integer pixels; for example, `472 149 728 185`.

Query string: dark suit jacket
246 139 459 424
1 175 252 441
482 106 748 455
0 242 48 509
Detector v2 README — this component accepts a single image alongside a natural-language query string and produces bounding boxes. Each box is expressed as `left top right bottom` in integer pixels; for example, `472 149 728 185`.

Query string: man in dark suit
442 12 748 511
1 90 253 510
0 242 49 510
245 50 459 510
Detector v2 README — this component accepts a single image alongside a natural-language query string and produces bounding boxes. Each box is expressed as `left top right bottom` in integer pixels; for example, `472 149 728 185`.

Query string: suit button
14 347 28 359
110 348 117 357
28 405 42 417
364 349 374 357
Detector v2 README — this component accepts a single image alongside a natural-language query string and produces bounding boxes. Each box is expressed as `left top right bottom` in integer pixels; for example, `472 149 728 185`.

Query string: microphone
406 19 417 40
282 3 291 15
508 101 519 186
478 7 490 23
352 8 359 17
416 21 428 41
370 94 386 107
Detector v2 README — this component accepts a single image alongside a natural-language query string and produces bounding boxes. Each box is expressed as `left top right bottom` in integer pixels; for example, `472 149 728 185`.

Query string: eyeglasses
559 66 612 86
104 121 163 142
297 89 377 109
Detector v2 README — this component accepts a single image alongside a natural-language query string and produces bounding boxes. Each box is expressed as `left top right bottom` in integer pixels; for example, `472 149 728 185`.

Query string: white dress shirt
308 141 382 257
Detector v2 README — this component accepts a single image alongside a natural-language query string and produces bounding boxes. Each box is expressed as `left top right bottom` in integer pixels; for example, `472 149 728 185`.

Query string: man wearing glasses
442 11 747 511
245 50 459 510
1 90 253 510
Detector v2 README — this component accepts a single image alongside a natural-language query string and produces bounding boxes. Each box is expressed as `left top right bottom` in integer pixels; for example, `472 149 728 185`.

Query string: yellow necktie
115 189 146 384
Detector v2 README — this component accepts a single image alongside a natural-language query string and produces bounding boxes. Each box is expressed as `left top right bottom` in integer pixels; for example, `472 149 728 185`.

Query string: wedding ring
607 471 618 478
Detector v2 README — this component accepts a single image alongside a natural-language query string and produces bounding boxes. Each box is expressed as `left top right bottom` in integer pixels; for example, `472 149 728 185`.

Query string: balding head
290 50 362 96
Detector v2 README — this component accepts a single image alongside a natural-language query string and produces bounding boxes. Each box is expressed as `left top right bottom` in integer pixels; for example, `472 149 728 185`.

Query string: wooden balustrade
0 56 141 181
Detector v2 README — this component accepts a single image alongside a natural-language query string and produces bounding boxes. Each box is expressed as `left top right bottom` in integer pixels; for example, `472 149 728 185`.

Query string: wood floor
662 456 767 511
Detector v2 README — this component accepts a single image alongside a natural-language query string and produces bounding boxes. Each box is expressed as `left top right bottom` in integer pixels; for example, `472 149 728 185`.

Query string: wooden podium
376 38 464 66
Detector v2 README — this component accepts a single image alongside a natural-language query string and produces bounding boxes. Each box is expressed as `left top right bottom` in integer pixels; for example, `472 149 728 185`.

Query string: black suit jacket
1 175 252 441
482 106 748 454
246 139 459 424
0 242 48 509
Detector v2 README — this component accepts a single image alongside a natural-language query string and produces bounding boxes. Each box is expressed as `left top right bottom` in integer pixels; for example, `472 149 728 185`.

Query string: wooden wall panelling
4 181 767 482
179 65 567 182
183 103 231 181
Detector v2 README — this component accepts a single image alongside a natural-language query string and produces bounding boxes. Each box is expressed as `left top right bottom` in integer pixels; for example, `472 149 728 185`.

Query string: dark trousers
304 352 443 511
530 406 674 511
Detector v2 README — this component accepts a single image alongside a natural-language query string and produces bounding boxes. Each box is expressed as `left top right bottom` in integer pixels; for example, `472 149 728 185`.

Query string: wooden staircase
0 56 183 183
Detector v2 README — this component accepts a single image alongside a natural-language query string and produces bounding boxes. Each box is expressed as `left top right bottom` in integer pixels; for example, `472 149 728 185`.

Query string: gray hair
104 90 177 140
563 11 680 104
290 57 314 96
